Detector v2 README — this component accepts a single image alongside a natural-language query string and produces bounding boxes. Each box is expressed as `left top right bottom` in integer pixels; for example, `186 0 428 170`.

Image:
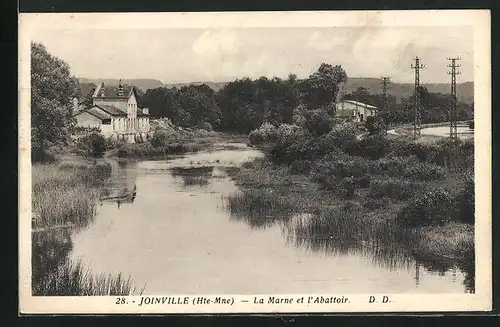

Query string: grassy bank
32 161 140 296
226 122 475 291
106 130 249 159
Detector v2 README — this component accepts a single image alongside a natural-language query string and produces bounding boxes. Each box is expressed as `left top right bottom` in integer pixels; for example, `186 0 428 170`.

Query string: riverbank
105 130 249 159
32 161 141 295
226 123 475 292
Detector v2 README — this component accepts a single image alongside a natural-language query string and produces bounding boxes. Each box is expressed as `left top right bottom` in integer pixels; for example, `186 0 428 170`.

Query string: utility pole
447 57 461 171
411 57 425 139
381 76 390 133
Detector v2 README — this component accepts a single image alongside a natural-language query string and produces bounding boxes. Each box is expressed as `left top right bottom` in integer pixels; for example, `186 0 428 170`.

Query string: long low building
73 81 150 143
335 100 378 122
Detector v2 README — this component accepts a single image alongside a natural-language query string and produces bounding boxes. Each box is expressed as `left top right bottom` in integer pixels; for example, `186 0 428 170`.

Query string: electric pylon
381 76 390 133
411 57 425 139
447 57 461 171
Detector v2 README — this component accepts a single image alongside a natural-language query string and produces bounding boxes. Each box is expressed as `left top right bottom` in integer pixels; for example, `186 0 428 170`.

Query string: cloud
192 29 238 57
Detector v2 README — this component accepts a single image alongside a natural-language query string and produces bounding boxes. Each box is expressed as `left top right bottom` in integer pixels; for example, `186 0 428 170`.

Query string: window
102 119 111 125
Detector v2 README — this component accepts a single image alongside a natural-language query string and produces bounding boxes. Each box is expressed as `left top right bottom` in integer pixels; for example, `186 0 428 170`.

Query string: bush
324 122 358 151
197 122 213 132
150 129 169 147
403 162 447 181
371 156 415 176
76 133 107 156
456 170 474 224
301 108 333 135
355 174 371 188
268 124 310 164
368 178 418 200
365 116 385 135
249 122 278 145
347 134 389 159
342 177 355 199
289 160 311 175
396 188 457 227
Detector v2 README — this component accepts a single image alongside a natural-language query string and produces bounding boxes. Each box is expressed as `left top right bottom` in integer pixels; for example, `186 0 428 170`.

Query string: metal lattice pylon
447 57 461 170
411 57 425 139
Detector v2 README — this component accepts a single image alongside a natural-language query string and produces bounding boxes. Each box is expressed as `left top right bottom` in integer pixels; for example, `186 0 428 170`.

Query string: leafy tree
31 42 78 162
300 63 347 110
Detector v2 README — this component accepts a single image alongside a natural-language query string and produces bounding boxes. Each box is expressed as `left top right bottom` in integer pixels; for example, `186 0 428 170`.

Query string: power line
447 57 461 171
411 57 425 139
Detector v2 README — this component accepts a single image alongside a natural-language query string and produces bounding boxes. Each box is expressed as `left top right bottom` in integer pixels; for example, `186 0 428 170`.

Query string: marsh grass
32 162 141 296
32 163 111 229
33 258 140 296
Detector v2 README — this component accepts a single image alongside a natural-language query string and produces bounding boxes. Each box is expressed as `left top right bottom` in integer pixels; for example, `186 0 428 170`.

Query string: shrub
324 122 358 151
289 160 311 175
368 178 418 200
403 162 447 181
365 116 385 135
342 177 355 199
396 188 457 227
268 125 310 164
371 156 415 176
150 129 169 147
76 133 107 156
197 121 213 132
456 170 474 224
355 174 371 188
301 108 333 135
347 134 389 159
249 122 278 145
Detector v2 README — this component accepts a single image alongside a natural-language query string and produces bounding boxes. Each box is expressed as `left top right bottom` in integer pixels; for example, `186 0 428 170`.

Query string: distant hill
164 81 228 91
342 78 474 104
78 78 165 91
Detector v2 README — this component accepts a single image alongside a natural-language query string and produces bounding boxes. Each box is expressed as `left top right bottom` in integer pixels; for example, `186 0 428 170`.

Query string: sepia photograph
18 10 491 314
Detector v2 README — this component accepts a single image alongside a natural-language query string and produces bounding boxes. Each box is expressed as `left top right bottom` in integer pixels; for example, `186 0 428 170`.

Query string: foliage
402 162 447 181
368 178 419 200
76 133 107 156
365 116 385 135
31 42 79 162
249 122 278 145
396 188 457 227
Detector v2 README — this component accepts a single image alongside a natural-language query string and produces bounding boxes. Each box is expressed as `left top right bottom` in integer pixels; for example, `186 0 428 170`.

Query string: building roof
341 100 378 109
137 108 149 117
74 108 110 120
94 105 127 117
93 83 137 99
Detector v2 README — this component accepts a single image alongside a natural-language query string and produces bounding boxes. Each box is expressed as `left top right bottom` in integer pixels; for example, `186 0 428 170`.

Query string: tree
300 63 347 110
31 42 78 162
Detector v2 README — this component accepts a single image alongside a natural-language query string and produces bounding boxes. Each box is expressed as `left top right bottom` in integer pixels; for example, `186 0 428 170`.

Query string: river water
70 143 472 294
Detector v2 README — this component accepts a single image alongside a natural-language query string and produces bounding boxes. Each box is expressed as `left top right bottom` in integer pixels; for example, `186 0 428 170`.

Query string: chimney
143 107 149 115
118 79 124 97
100 82 105 97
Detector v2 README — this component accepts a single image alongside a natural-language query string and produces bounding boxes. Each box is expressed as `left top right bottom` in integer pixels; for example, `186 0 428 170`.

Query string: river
69 143 472 294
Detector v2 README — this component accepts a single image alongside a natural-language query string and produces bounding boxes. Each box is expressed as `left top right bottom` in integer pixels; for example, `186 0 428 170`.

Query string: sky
33 26 474 84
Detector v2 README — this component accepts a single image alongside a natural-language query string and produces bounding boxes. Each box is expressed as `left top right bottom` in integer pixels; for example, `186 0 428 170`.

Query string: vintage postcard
19 10 491 314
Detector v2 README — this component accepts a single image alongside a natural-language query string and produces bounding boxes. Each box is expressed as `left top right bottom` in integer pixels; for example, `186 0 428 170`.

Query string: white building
73 81 150 143
335 100 378 122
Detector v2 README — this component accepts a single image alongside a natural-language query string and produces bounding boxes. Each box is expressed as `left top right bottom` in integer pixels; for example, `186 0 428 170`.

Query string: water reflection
69 144 474 294
226 194 475 293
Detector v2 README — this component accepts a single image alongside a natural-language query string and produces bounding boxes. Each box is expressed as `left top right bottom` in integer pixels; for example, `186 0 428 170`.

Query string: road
388 125 473 140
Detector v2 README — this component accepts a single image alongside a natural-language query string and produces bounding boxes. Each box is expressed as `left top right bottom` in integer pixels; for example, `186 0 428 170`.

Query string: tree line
31 41 474 162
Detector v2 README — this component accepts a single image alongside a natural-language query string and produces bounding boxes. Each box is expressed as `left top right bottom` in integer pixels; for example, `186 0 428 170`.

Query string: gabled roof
340 100 378 109
93 105 127 117
74 108 110 120
93 83 138 99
